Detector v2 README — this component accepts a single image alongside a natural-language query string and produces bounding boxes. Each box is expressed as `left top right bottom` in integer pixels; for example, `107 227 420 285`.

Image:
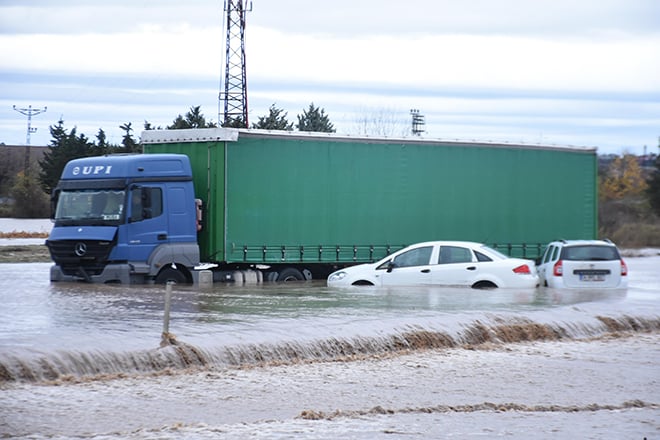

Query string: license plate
579 274 605 281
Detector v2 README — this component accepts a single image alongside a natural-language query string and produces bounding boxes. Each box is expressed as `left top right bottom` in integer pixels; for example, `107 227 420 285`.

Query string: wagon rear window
560 245 619 261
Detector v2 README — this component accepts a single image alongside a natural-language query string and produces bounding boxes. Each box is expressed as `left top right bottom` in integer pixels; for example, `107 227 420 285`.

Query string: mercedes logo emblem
74 242 87 257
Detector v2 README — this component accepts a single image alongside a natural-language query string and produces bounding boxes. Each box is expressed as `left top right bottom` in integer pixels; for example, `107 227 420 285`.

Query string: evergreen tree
252 104 293 130
296 103 336 133
119 122 141 153
96 128 108 148
221 116 247 128
38 120 96 195
143 121 162 131
90 128 110 157
168 106 217 129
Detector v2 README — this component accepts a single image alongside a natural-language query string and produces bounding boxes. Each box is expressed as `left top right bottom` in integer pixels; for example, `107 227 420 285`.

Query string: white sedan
327 241 539 289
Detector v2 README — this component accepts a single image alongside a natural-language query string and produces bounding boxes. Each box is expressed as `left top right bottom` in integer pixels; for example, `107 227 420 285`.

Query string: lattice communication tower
220 0 251 127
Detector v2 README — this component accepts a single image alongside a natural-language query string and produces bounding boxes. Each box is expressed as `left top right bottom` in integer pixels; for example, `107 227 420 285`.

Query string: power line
13 104 47 176
410 109 425 136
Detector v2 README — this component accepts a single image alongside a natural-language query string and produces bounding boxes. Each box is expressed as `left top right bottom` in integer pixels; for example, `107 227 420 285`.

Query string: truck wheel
155 267 188 284
276 267 305 282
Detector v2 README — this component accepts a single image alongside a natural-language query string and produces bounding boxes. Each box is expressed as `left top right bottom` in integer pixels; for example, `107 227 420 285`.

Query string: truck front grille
46 239 115 276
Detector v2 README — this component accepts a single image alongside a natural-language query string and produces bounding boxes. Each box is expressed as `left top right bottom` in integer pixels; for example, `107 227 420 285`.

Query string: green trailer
142 128 597 281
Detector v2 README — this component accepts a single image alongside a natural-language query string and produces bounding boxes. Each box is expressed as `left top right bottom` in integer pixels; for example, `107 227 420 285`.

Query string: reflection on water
0 258 658 382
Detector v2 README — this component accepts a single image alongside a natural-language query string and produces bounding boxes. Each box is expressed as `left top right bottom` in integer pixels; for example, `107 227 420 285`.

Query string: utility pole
13 104 47 176
410 109 425 136
219 0 251 128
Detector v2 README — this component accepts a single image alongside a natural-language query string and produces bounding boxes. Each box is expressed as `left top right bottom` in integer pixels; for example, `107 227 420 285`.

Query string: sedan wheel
472 280 497 289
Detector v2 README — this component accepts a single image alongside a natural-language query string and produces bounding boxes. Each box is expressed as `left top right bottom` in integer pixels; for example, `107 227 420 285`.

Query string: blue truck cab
46 154 200 283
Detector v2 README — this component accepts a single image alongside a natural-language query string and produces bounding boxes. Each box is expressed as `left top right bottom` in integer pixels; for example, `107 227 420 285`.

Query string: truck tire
232 270 244 283
155 267 188 284
276 267 305 282
243 270 259 284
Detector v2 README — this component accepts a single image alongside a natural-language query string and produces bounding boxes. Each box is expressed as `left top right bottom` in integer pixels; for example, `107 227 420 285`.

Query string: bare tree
352 107 409 137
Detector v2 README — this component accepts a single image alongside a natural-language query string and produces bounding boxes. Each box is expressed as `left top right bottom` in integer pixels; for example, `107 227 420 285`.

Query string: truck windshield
55 189 126 225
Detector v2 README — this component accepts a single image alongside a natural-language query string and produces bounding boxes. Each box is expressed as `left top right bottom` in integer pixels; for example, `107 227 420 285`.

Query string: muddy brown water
0 256 658 438
0 258 658 383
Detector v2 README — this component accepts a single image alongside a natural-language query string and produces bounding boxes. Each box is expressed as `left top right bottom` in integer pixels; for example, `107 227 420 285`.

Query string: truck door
164 184 195 242
125 185 169 261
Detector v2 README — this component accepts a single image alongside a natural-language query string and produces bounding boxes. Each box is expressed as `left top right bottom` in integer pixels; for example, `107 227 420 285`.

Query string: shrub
608 221 660 248
9 172 50 218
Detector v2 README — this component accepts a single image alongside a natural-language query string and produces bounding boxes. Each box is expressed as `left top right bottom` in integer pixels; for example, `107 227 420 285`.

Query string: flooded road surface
0 256 659 439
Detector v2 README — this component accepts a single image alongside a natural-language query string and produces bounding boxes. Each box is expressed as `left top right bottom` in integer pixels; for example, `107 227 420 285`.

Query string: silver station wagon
538 239 628 289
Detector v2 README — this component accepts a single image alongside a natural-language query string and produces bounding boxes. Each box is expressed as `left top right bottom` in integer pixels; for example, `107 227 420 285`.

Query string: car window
438 246 473 264
480 245 508 260
551 245 559 261
376 259 392 270
474 250 492 262
542 245 554 264
391 246 433 268
561 245 619 261
130 186 163 222
541 246 549 264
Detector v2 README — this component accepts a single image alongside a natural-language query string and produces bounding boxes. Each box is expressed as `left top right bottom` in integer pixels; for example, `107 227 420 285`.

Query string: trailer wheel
276 267 305 282
155 267 188 284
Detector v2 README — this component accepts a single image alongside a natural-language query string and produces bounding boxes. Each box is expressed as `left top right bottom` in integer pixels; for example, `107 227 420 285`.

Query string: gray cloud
1 0 659 37
1 0 658 154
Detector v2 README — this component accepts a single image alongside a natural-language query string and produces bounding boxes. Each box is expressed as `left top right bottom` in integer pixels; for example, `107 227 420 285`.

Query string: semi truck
46 128 598 284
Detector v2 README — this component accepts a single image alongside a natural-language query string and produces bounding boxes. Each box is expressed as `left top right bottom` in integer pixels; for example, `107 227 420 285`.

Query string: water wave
2 312 657 384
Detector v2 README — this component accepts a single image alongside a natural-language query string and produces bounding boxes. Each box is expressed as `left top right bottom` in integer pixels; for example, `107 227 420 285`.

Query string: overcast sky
1 0 659 154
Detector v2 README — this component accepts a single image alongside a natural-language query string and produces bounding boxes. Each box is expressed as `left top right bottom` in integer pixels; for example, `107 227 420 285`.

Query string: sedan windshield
55 189 125 224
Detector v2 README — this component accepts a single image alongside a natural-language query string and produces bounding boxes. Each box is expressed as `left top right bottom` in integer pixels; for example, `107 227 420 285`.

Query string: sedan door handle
421 269 430 273
466 266 476 271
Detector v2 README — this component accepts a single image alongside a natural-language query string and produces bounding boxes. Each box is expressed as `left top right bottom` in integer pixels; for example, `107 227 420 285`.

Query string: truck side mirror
195 199 203 232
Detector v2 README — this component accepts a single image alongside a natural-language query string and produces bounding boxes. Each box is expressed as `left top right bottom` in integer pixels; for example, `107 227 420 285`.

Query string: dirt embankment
0 232 50 263
0 245 50 263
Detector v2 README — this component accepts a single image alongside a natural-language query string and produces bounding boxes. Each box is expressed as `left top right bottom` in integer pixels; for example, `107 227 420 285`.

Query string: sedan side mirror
387 261 396 273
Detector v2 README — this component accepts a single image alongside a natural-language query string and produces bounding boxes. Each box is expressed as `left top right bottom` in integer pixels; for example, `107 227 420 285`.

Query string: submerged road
0 255 658 438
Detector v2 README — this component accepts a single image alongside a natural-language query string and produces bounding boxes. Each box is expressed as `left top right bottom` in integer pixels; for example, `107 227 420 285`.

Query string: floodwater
0 254 659 438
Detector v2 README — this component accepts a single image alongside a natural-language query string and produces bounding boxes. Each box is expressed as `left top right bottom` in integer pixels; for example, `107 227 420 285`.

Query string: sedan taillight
513 264 531 274
621 259 628 276
553 260 563 276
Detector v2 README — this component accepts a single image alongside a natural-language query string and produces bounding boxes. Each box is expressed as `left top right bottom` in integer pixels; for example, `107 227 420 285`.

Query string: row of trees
144 103 335 132
2 103 337 217
2 102 659 249
598 152 660 246
37 103 334 196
